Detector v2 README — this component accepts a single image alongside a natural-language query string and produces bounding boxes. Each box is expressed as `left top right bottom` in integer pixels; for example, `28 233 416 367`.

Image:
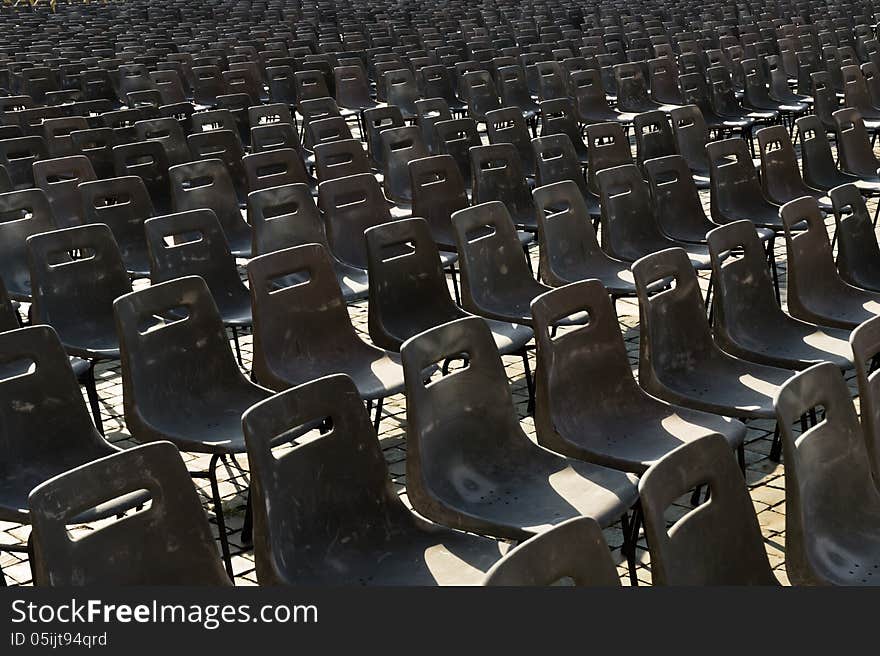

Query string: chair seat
720 319 853 371
648 353 795 419
484 318 533 356
262 346 405 400
550 396 747 474
119 244 151 278
57 324 120 360
215 290 253 327
544 254 642 297
226 228 253 259
793 526 880 586
793 286 880 329
273 523 505 586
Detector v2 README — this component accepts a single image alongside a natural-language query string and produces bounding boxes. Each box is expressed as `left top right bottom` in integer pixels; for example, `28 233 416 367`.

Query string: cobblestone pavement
0 135 865 587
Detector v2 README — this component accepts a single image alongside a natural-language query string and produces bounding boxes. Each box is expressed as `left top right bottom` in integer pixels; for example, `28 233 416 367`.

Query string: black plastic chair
462 69 502 123
0 325 126 586
363 105 404 169
0 136 48 190
830 183 880 291
112 140 173 215
774 362 880 586
833 107 880 185
781 196 880 329
381 125 429 204
639 434 778 585
249 182 367 302
364 216 532 358
532 180 639 298
470 143 537 231
797 114 880 194
632 247 795 423
384 68 420 121
851 315 880 484
707 220 854 372
756 125 832 209
247 243 404 429
169 159 252 258
242 148 313 192
114 275 272 579
531 279 746 478
400 315 639 542
585 121 635 195
597 164 711 268
532 133 601 217
28 442 231 586
706 138 784 231
134 117 191 166
539 98 590 163
241 374 503 585
669 104 713 187
486 107 538 177
633 110 676 171
33 155 96 229
482 517 620 586
415 98 453 155
434 117 481 188
78 176 154 278
314 138 371 182
143 209 251 365
187 129 247 206
0 188 56 300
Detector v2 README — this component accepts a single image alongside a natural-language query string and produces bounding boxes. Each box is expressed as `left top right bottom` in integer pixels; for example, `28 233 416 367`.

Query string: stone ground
0 124 867 587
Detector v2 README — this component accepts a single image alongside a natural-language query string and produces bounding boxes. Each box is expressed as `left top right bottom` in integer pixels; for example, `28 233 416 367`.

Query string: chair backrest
381 125 429 203
134 117 191 166
756 125 808 203
0 325 107 475
632 247 717 390
796 114 841 189
851 316 880 485
614 61 653 112
249 183 324 257
830 183 880 289
78 175 154 264
0 135 48 190
530 277 644 455
486 107 536 176
634 110 676 169
706 137 773 224
585 121 633 193
669 105 710 174
169 159 250 245
0 188 56 298
384 68 420 117
775 361 880 585
363 105 404 166
33 155 96 229
532 133 590 198
833 107 880 176
639 434 776 585
434 118 481 184
414 98 453 154
246 243 362 384
112 140 172 213
314 138 371 182
113 276 249 433
811 70 839 130
409 154 469 250
365 217 462 351
319 172 392 268
29 441 230 586
539 97 586 152
482 517 620 586
451 201 535 313
241 374 412 584
27 223 131 339
470 143 534 228
644 154 714 242
242 148 311 191
462 69 501 120
596 163 666 261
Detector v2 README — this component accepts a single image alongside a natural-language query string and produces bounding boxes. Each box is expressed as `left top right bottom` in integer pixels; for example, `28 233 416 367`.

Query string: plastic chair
363 105 404 169
77 176 153 278
531 279 746 477
32 155 95 230
28 442 231 586
114 275 272 579
482 517 620 586
381 125 429 203
384 68 420 120
830 183 880 291
314 138 371 182
434 118 481 187
249 182 367 302
0 136 48 190
531 180 637 297
774 362 880 586
639 435 778 585
571 68 634 125
670 104 712 187
241 374 503 585
707 220 853 372
0 188 57 300
187 129 247 206
246 244 404 427
143 209 251 365
470 143 537 231
756 125 831 209
833 108 880 185
134 117 191 166
486 107 537 177
597 164 711 267
364 216 532 357
540 98 590 163
415 98 453 155
242 148 313 192
169 159 252 258
532 133 601 217
400 315 639 541
112 140 173 215
0 325 126 586
633 110 676 171
632 247 795 422
851 315 880 484
462 70 501 123
781 196 880 329
497 64 539 124
706 138 784 231
796 114 880 194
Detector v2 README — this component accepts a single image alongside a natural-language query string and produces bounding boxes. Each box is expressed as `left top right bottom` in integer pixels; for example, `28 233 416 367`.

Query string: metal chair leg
84 361 104 435
231 326 244 368
193 454 235 582
241 489 253 546
373 397 384 432
769 421 783 462
521 349 535 415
